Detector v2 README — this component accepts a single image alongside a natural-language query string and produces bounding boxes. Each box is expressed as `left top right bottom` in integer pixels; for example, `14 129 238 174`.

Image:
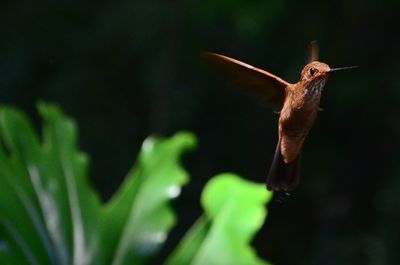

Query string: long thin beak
329 66 359 73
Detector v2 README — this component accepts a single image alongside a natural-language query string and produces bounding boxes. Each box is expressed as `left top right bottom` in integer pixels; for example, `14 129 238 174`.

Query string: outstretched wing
202 52 290 111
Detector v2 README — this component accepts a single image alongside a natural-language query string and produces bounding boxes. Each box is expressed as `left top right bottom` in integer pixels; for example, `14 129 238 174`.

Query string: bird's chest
303 81 324 105
279 87 322 136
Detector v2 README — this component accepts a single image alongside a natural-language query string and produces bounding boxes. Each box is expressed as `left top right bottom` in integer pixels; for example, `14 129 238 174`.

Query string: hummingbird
203 42 357 191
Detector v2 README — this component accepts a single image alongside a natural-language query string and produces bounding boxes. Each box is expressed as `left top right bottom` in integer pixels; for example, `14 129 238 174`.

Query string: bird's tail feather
266 138 301 191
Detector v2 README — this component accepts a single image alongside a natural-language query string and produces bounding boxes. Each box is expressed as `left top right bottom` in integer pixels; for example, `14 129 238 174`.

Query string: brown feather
202 52 290 110
266 138 301 191
306 41 319 63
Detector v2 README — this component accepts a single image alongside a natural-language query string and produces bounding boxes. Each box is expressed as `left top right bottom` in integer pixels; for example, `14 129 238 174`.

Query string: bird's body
280 80 323 162
280 62 329 163
268 62 329 191
203 44 356 191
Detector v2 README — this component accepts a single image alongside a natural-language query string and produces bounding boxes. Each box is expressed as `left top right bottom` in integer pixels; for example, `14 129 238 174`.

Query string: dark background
1 0 400 264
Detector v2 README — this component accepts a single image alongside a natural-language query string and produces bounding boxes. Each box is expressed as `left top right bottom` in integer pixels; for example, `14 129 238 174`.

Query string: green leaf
99 132 196 265
0 103 196 265
0 103 274 265
164 216 210 265
167 173 273 265
0 103 103 265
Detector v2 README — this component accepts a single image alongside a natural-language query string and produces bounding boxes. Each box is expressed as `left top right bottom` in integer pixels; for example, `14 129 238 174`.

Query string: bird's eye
309 67 317 76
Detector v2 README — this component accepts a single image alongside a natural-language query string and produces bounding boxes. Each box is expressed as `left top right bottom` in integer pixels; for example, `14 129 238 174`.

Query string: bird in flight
203 42 357 191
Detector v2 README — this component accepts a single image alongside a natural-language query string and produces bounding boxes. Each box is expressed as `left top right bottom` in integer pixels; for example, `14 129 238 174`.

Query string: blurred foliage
0 103 272 265
166 174 272 265
1 0 400 264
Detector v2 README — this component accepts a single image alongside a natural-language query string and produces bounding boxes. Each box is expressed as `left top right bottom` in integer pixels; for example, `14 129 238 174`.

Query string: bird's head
301 61 358 85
